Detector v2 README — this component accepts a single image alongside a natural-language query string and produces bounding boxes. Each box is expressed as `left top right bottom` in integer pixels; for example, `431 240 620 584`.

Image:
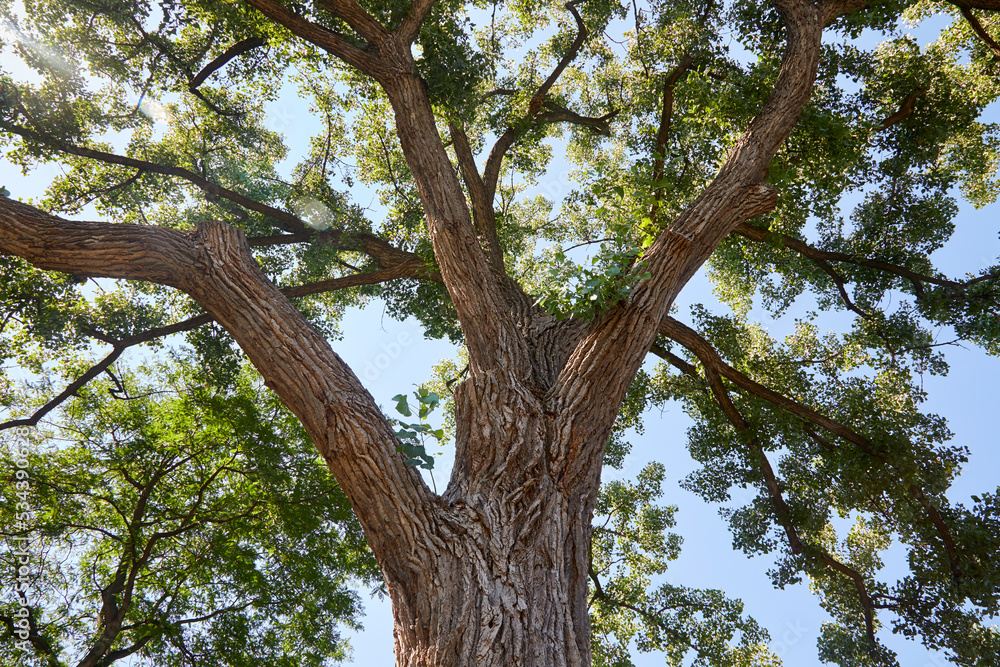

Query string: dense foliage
1 0 999 665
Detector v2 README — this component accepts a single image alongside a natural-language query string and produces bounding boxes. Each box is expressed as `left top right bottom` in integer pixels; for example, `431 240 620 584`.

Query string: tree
2 358 379 666
0 0 999 664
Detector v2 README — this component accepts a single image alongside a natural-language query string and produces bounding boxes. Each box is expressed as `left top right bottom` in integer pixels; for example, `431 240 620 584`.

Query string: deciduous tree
1 0 999 665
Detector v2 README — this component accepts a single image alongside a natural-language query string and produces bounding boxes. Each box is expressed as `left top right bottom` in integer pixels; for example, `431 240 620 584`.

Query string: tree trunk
386 488 593 667
385 376 597 666
345 359 609 666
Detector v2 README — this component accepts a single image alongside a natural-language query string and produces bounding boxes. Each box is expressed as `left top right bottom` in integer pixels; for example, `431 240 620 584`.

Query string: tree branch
650 53 696 225
397 0 437 45
952 0 1000 8
0 610 62 666
958 5 1000 58
482 0 598 199
652 338 879 646
315 0 391 45
188 36 268 89
658 315 963 583
551 0 822 490
733 222 966 292
0 198 440 569
448 122 505 273
875 88 926 132
1 263 426 432
242 0 383 74
2 121 309 234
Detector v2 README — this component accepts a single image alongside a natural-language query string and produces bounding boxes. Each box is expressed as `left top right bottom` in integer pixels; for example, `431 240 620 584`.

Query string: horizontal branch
733 222 983 292
4 121 309 234
876 88 926 132
1 264 420 432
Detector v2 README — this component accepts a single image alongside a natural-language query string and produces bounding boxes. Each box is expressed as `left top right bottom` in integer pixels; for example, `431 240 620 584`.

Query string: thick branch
383 68 530 375
242 0 382 74
315 0 391 44
958 5 1000 58
537 102 618 136
0 198 439 570
397 0 437 45
448 122 505 273
188 37 268 89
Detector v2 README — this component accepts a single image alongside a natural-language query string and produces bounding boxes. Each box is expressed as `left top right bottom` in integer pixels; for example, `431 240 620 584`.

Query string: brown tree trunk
379 372 602 666
386 482 594 666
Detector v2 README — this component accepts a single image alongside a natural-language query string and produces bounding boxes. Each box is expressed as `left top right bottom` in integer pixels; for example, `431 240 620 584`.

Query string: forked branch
657 315 963 583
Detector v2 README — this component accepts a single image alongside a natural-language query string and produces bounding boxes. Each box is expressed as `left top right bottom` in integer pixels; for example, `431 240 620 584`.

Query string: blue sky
2 5 999 666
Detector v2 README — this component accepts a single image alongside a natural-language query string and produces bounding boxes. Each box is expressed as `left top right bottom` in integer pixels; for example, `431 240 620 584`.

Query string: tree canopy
1 0 999 665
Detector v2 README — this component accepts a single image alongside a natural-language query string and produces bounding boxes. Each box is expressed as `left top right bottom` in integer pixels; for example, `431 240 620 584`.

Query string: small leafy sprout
391 387 446 492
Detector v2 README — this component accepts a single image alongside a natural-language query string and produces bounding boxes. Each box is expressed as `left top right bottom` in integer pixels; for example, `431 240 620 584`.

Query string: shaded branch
658 315 963 583
448 122 504 273
315 0 390 45
188 37 268 89
733 222 969 293
958 5 1000 59
537 102 618 136
650 53 696 225
242 0 382 74
651 339 879 645
0 609 62 667
952 0 1000 8
876 88 926 132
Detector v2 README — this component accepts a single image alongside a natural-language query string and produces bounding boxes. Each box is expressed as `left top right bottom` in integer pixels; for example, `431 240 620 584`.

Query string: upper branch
482 0 596 199
243 0 528 374
3 121 308 234
957 4 1000 58
314 0 390 44
448 122 505 273
549 0 824 487
188 36 268 89
242 0 382 74
397 0 437 45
